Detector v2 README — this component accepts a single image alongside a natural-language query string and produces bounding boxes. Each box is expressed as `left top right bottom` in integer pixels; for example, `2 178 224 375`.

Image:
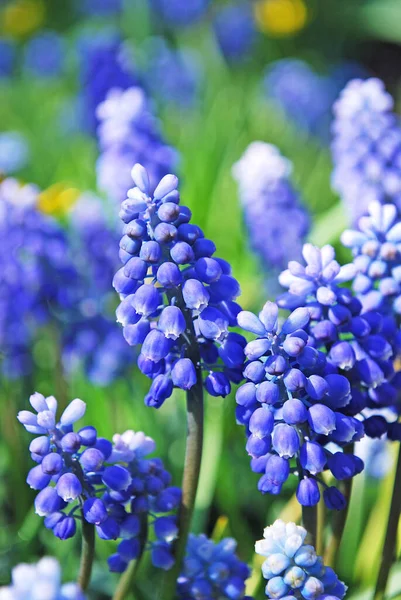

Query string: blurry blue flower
0 38 16 78
177 534 251 599
232 142 309 290
0 557 86 600
0 178 78 379
332 77 401 223
114 164 245 405
143 38 202 108
256 520 347 599
79 34 138 132
214 3 256 63
149 0 210 27
355 435 393 479
264 59 336 140
0 131 29 174
96 87 179 202
23 31 65 78
18 393 180 573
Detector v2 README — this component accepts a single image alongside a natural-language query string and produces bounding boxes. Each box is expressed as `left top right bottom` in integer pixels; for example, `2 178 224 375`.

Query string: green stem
324 478 353 568
302 504 318 548
113 517 148 600
78 517 95 592
374 442 401 600
161 359 204 600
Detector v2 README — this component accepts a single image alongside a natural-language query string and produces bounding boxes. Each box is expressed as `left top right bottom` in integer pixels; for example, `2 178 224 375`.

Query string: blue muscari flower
213 3 257 63
177 534 252 600
0 131 29 174
332 77 401 223
232 142 310 289
142 37 202 109
0 38 16 78
0 179 78 378
96 87 179 202
23 31 65 78
114 164 245 405
0 556 86 600
278 242 401 419
256 520 347 600
79 34 139 133
341 200 401 317
149 0 210 27
18 394 181 573
236 300 363 507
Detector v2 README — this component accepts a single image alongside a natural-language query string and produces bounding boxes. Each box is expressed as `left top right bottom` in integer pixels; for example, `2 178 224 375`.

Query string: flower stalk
78 516 95 592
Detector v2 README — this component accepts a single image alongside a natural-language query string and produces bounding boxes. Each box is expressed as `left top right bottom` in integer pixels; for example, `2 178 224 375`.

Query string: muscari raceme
113 163 245 406
332 77 401 223
256 520 347 599
96 87 178 203
18 393 181 573
232 142 310 289
0 557 86 600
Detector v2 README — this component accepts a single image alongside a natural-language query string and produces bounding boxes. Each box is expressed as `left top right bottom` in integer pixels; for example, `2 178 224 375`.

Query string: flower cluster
143 38 202 109
236 300 363 508
278 243 401 422
18 394 181 573
0 38 15 78
149 0 210 27
213 3 256 63
78 35 138 133
0 178 77 378
0 557 86 600
332 78 401 223
256 520 347 599
114 164 245 406
96 87 178 203
0 131 29 174
341 200 401 316
232 142 310 288
177 534 252 600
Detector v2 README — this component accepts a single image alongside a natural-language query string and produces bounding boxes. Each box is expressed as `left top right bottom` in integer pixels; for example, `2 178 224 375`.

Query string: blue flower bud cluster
278 243 401 422
177 534 252 600
213 3 257 63
0 178 78 378
114 164 245 405
256 520 347 599
18 393 181 573
0 557 86 600
341 200 401 317
62 194 134 386
236 300 363 508
232 142 310 289
332 78 401 223
149 0 210 27
96 87 179 203
78 35 138 133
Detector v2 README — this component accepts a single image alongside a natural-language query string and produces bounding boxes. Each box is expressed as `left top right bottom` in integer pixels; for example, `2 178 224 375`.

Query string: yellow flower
254 0 308 37
1 0 45 38
38 183 80 217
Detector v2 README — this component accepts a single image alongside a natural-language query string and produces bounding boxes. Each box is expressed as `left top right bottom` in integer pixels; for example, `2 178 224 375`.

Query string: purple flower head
332 77 401 223
114 164 245 404
18 394 180 573
256 520 347 599
177 534 250 599
232 142 309 291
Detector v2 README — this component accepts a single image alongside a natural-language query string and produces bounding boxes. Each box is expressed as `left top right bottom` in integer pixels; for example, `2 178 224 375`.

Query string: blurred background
1 0 401 598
